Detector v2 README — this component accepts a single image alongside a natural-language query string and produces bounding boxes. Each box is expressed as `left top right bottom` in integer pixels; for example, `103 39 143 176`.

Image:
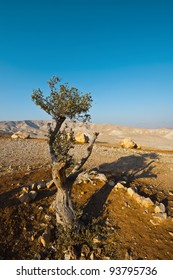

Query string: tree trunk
52 161 76 229
51 130 99 229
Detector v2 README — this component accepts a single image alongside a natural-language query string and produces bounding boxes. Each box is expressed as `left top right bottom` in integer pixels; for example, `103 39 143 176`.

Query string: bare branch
71 132 99 174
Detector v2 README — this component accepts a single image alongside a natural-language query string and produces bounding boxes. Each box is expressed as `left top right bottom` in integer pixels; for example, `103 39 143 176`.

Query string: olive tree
32 76 98 229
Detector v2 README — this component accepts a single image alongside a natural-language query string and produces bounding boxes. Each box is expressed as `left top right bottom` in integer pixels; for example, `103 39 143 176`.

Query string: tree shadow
99 152 159 182
81 152 159 222
80 182 114 223
0 187 56 209
0 186 21 209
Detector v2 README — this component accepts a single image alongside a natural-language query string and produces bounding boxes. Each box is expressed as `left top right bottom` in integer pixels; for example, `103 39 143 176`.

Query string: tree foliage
32 76 92 122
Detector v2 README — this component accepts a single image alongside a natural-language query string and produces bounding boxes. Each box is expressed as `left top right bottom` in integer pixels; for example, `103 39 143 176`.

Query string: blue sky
0 0 173 128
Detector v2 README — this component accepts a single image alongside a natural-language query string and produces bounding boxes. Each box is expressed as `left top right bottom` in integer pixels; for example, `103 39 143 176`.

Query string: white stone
11 131 30 139
127 187 135 196
154 203 166 213
95 173 107 182
121 138 137 149
11 134 19 139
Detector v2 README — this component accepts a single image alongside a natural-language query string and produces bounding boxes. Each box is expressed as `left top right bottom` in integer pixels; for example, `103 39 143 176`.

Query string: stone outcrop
74 170 107 184
127 187 154 207
11 131 30 139
121 138 139 149
75 132 89 144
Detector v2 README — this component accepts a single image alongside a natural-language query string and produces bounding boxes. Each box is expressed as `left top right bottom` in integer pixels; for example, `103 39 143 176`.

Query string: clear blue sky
0 0 173 128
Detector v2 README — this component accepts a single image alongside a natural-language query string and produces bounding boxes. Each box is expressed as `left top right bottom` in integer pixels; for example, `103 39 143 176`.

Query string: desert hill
0 120 173 150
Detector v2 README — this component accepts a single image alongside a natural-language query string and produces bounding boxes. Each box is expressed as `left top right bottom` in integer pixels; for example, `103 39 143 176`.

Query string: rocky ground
1 134 173 260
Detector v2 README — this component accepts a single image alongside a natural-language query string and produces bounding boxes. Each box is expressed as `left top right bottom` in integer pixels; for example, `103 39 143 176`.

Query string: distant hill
0 120 173 150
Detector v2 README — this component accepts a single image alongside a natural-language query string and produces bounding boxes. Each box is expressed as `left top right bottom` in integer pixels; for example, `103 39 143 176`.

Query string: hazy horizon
0 0 173 128
0 118 173 130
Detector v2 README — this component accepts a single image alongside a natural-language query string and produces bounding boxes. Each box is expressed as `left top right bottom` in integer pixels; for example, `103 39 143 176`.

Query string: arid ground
0 121 173 260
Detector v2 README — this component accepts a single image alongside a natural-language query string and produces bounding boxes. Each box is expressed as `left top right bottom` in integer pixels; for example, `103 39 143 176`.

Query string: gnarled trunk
51 129 99 229
52 161 76 229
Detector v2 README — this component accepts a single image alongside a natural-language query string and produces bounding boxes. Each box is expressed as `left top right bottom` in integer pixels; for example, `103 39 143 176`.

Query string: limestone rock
94 173 107 182
140 197 154 208
75 171 91 184
154 203 166 213
75 132 89 143
127 187 135 196
11 131 30 139
121 138 138 149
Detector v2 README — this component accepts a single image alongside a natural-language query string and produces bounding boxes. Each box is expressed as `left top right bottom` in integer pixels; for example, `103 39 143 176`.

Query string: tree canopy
32 76 92 122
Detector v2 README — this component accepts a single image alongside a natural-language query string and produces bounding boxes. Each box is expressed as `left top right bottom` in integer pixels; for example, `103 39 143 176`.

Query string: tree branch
71 132 99 174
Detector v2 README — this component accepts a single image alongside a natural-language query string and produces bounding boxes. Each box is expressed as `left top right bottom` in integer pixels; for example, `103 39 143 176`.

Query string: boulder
11 131 30 139
75 132 89 144
121 138 138 149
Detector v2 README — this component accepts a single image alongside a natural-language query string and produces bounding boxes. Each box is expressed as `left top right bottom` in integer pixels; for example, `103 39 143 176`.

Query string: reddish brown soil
0 138 173 259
